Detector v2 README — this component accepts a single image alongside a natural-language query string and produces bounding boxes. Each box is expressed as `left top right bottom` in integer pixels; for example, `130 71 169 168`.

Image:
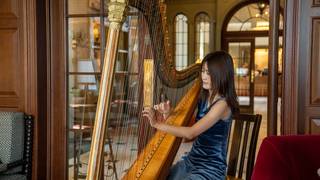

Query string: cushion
0 174 26 180
0 112 24 164
0 163 7 172
252 135 320 180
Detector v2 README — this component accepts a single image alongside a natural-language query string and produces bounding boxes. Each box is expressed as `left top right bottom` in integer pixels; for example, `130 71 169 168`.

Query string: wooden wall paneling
35 0 50 179
0 0 25 111
294 0 320 134
0 0 40 179
313 0 320 6
306 17 320 134
282 0 299 134
268 0 280 136
50 0 67 179
26 0 39 179
310 18 320 105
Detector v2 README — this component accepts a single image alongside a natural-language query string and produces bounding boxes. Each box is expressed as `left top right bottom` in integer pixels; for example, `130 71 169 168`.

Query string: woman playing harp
143 51 239 180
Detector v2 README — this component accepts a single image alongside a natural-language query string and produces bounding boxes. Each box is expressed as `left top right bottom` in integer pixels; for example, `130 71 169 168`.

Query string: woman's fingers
142 113 153 121
142 110 157 127
145 103 171 116
154 104 159 110
142 110 153 116
142 109 155 120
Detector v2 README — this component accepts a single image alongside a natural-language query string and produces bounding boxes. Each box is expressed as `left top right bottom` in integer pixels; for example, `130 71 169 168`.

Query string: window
174 14 188 70
66 1 139 179
195 13 210 61
226 3 283 31
66 2 106 177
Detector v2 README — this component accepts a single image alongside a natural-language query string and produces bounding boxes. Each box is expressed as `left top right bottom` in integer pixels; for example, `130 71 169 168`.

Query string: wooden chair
226 113 262 180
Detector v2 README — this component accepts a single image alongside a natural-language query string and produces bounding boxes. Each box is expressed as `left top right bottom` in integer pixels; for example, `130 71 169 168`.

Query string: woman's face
201 62 212 90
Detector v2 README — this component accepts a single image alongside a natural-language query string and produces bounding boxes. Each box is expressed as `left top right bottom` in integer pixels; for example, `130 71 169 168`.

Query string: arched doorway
221 0 283 114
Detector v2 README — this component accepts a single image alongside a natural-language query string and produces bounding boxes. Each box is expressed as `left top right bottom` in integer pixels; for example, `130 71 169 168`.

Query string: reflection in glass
228 42 251 106
254 37 283 97
67 6 144 179
68 74 99 179
68 0 102 15
68 17 102 73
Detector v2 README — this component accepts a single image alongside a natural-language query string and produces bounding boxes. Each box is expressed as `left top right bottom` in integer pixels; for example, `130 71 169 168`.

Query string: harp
86 0 201 179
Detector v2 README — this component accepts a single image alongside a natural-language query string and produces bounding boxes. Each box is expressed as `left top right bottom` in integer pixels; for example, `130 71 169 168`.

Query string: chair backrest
251 135 320 180
0 112 24 164
227 113 262 180
23 114 33 180
0 112 33 180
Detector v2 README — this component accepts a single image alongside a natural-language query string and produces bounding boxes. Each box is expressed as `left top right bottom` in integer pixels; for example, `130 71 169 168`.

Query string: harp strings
146 0 166 169
110 6 142 178
105 0 194 178
118 13 136 174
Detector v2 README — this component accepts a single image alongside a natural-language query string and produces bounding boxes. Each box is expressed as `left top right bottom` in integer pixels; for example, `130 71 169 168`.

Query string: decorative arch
221 0 284 49
194 11 211 19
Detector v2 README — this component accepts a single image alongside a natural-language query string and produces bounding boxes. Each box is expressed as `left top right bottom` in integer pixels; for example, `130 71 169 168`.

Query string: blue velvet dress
167 98 232 180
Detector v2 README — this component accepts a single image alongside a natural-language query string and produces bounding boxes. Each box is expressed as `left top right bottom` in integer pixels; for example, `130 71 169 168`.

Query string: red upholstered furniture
251 135 320 180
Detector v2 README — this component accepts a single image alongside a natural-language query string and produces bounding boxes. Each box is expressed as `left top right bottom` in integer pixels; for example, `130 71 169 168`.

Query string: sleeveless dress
167 98 232 180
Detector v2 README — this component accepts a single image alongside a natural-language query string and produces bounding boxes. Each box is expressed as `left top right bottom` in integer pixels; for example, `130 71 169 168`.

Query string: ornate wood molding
310 18 320 105
313 0 320 6
281 0 300 134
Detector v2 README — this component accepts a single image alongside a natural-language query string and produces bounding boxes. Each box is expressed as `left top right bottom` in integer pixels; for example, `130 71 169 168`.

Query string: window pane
176 31 180 43
175 14 188 70
67 3 143 180
228 42 251 106
68 0 101 15
226 3 284 32
195 13 210 60
68 17 102 73
176 44 181 55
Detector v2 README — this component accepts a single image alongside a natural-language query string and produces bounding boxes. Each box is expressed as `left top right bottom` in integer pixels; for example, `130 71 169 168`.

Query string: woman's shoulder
209 96 227 107
210 97 232 120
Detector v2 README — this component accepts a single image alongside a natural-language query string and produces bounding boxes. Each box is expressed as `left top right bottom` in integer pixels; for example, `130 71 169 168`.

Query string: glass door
227 39 255 113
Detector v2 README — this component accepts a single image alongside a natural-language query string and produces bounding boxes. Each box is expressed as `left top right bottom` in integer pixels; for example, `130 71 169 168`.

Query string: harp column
86 1 128 180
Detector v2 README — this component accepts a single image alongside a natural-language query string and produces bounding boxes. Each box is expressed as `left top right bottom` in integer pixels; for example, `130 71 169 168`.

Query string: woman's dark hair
200 51 239 115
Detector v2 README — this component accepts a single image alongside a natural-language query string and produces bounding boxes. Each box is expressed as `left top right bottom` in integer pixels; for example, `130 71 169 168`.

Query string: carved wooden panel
0 0 24 110
310 118 320 134
310 18 320 105
0 0 18 16
0 30 21 108
313 0 320 6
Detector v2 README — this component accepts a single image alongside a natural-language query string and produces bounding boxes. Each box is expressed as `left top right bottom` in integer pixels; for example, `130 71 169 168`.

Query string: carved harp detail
143 59 154 108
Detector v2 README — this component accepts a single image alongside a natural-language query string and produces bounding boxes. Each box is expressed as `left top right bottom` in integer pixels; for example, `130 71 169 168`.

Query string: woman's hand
142 101 171 128
142 107 158 127
154 100 171 119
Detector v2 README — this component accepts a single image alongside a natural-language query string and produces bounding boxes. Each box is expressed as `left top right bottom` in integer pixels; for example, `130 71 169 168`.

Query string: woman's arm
142 100 230 140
